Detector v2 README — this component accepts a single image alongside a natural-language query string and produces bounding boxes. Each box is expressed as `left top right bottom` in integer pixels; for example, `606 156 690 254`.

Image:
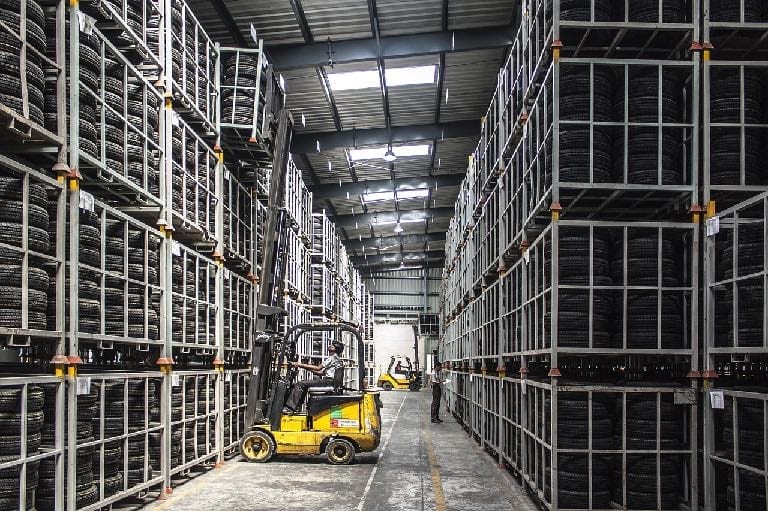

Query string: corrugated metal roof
376 0 443 36
305 147 353 184
282 68 338 133
440 48 503 123
433 137 476 173
302 0 373 41
448 0 516 30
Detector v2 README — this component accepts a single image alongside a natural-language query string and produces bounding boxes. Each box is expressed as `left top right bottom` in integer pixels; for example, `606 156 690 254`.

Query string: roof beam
351 250 445 266
208 0 247 47
287 0 313 43
291 120 478 153
311 174 464 199
268 25 516 71
360 262 444 276
344 232 447 251
331 207 454 228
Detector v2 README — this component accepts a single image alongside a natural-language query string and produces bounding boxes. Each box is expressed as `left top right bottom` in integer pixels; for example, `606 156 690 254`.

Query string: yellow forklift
377 355 421 391
240 323 382 464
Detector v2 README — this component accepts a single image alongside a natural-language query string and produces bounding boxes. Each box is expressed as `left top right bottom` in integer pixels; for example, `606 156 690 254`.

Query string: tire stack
92 440 122 498
709 0 766 22
75 211 102 335
544 229 613 348
555 455 613 509
709 68 766 185
43 26 101 160
611 231 684 349
0 0 46 127
38 384 99 511
545 66 614 186
548 0 612 21
125 379 156 489
614 68 684 185
0 386 43 511
626 0 686 22
721 396 765 480
0 170 49 330
716 224 764 348
221 54 259 126
126 82 160 195
615 391 685 509
172 252 197 344
184 378 214 460
104 224 161 340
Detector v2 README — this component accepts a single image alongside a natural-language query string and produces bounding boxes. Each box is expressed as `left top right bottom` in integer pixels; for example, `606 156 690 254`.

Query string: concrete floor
138 390 536 511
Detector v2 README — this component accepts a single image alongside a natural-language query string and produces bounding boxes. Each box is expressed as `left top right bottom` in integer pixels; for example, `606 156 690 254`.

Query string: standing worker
429 359 445 423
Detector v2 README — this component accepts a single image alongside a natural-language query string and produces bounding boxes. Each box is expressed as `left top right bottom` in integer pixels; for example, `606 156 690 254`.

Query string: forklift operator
283 341 345 413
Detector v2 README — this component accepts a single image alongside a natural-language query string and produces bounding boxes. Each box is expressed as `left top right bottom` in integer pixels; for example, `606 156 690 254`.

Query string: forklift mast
245 109 294 429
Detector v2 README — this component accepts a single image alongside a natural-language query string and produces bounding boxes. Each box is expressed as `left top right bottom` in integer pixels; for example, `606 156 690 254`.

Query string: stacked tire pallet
701 3 768 509
0 0 271 507
440 1 704 510
221 369 249 456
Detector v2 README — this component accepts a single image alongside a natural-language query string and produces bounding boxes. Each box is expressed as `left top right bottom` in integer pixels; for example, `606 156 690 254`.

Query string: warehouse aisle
138 390 533 511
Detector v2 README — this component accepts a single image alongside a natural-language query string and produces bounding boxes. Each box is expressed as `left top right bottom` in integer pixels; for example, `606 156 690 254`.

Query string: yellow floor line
424 413 447 511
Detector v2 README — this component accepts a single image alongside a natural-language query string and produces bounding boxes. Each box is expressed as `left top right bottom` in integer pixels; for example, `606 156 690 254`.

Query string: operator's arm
290 360 324 374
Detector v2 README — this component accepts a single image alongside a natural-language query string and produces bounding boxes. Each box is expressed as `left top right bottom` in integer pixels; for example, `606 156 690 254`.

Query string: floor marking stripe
424 415 447 511
356 393 407 511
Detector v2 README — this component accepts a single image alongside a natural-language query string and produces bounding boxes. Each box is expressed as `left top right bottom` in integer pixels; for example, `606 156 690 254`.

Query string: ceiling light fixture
349 144 430 161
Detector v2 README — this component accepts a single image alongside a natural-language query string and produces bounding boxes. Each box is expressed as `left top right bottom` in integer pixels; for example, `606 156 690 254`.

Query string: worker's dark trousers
285 378 333 411
431 384 442 420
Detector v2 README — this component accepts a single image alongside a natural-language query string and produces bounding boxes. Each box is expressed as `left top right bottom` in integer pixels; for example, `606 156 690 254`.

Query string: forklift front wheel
326 438 355 465
240 430 276 463
381 382 393 391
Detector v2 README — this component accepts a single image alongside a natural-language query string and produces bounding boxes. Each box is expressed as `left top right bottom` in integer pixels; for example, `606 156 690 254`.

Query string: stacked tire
74 211 102 334
709 0 766 22
626 0 686 22
0 386 43 510
721 396 765 474
92 440 122 498
611 231 684 349
221 54 260 126
184 378 214 460
38 384 99 510
716 224 764 348
556 455 613 509
126 382 156 489
548 0 612 21
614 68 684 185
104 223 161 340
614 391 685 508
0 170 50 330
0 0 47 127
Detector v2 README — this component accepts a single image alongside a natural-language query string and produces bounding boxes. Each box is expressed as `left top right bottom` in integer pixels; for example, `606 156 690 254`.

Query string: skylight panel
327 65 437 92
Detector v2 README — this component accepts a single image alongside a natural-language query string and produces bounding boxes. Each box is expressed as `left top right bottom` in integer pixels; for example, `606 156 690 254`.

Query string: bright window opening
327 65 437 91
362 191 394 202
396 189 429 199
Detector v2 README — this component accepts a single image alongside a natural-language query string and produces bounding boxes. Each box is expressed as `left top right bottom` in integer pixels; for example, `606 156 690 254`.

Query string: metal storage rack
440 2 705 510
699 6 768 510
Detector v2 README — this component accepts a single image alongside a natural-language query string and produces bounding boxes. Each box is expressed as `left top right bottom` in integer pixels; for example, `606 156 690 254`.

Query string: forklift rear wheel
326 438 355 465
381 382 393 391
240 430 275 463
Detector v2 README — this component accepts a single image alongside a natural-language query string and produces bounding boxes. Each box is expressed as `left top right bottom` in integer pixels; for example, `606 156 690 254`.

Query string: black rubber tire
0 386 44 413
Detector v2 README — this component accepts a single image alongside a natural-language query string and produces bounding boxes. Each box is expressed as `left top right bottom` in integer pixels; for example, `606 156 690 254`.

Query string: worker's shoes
282 407 296 414
431 418 443 423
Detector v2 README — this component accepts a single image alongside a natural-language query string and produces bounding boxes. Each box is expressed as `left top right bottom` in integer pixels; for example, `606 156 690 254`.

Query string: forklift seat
307 370 344 396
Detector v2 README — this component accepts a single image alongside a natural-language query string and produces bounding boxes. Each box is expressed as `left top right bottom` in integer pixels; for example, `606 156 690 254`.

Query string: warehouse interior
0 0 767 509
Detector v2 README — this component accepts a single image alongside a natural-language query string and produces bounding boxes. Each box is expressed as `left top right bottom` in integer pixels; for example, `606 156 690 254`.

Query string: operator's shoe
431 418 442 423
282 407 296 414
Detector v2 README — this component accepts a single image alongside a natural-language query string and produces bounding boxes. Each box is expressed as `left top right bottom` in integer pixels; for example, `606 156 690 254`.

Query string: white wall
372 324 418 381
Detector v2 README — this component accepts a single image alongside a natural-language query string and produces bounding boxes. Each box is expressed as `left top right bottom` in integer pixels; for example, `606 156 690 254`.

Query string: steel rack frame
169 371 219 477
221 368 249 455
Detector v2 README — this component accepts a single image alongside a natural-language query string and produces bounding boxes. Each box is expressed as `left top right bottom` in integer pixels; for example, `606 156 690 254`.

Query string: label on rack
225 371 232 382
76 376 91 395
79 191 95 213
224 269 230 280
77 12 96 35
172 111 180 127
172 241 182 256
171 374 180 387
523 250 530 264
706 216 720 237
521 379 527 395
224 169 230 181
709 391 724 409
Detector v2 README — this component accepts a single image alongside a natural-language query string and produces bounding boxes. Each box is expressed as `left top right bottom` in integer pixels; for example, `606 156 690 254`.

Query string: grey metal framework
439 1 711 510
